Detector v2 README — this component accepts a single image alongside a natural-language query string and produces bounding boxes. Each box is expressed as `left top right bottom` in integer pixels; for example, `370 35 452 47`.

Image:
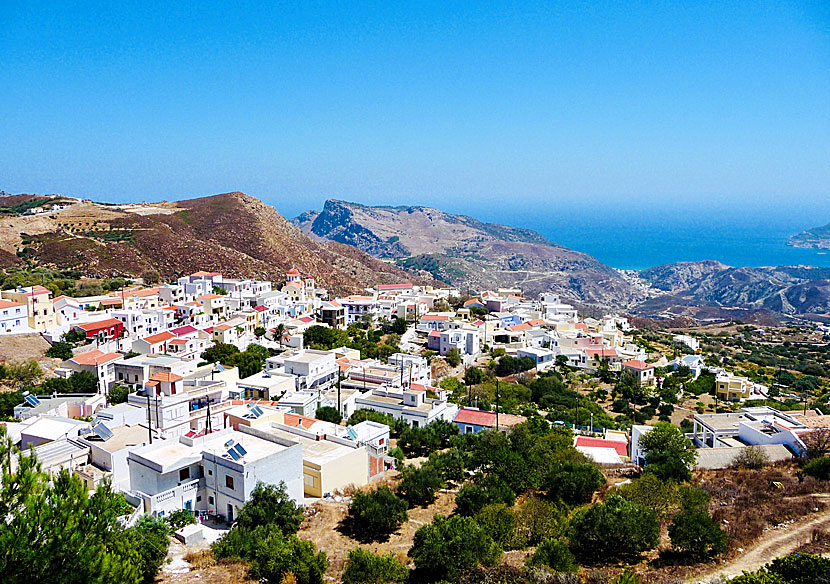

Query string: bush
514 497 568 547
248 524 328 584
45 342 74 360
639 422 696 482
342 548 409 584
165 509 196 531
731 445 769 470
346 486 408 541
455 481 515 517
427 449 465 483
668 509 727 558
475 503 516 548
546 461 605 505
726 570 787 584
766 552 830 584
108 383 130 405
569 495 659 560
445 347 462 367
396 464 443 507
409 514 501 581
804 456 830 480
133 514 171 583
236 482 305 535
315 406 342 424
527 538 577 573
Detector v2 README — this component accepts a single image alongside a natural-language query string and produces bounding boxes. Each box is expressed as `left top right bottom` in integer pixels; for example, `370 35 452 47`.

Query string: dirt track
692 501 830 582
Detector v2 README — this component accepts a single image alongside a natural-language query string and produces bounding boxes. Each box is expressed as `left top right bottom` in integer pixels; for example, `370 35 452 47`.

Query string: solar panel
23 392 40 407
249 405 264 418
233 443 247 458
92 423 114 441
227 447 242 461
215 364 226 372
224 439 235 448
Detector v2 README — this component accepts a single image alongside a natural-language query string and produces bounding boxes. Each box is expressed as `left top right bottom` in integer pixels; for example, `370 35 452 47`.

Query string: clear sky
2 1 829 221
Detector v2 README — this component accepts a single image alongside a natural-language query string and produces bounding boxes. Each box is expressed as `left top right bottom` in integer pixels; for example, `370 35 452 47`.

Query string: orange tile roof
71 349 122 366
284 412 318 429
168 338 188 345
622 359 652 370
149 372 183 382
76 318 123 331
214 324 232 331
0 300 24 309
143 331 176 344
197 293 222 300
507 323 532 332
421 314 449 321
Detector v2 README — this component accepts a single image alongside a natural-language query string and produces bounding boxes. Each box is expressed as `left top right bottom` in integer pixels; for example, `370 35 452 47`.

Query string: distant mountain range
4 189 830 321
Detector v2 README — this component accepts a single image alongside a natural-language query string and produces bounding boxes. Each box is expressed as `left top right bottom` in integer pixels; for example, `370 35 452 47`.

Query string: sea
485 205 830 271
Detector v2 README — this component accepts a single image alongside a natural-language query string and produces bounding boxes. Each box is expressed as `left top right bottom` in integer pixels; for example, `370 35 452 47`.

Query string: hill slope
294 199 640 305
788 222 830 250
1 192 418 293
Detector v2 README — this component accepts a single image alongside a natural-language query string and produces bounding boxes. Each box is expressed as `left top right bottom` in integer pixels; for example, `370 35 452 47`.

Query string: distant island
788 222 830 250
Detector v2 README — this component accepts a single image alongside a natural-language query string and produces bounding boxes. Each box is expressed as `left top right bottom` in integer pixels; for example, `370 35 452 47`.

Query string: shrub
315 406 342 424
248 525 328 584
445 347 462 367
427 449 465 483
726 570 786 584
804 456 830 481
396 464 443 508
569 495 659 559
346 486 408 541
668 509 727 558
475 503 516 548
165 509 196 531
766 552 830 584
546 461 605 505
526 538 577 573
409 514 501 581
108 384 130 405
639 422 696 482
45 341 74 360
514 497 568 547
455 481 515 517
236 482 304 535
133 514 171 583
342 548 409 584
731 445 769 470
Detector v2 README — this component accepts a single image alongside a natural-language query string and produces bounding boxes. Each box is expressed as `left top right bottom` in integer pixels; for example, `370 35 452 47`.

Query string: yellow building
716 374 752 401
2 285 57 331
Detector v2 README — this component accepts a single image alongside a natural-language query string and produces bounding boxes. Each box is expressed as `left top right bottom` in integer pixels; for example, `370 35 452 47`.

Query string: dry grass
298 487 458 579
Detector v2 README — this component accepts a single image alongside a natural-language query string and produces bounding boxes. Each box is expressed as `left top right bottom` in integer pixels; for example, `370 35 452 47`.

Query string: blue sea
480 204 830 271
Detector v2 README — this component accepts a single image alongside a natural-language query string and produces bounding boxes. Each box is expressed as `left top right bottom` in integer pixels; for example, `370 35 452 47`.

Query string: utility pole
495 378 500 430
145 390 153 444
337 369 342 414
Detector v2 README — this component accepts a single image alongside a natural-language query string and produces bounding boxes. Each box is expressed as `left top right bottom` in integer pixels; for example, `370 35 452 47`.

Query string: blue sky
2 1 829 222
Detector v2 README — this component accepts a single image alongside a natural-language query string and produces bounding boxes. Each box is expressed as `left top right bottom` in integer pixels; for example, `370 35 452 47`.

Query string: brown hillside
2 192 421 294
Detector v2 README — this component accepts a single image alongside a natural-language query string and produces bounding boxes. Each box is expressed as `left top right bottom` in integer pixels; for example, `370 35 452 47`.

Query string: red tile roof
149 372 183 382
143 331 176 344
622 359 652 370
454 408 498 427
575 436 628 457
377 283 413 290
170 325 197 335
253 305 267 312
77 318 123 331
0 300 23 309
71 349 122 366
421 314 449 321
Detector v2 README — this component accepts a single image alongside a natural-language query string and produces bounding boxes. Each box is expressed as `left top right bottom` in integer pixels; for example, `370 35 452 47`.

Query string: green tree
108 384 130 405
766 552 830 584
346 486 408 542
315 406 342 424
639 422 697 482
526 538 577 573
668 509 727 558
427 449 465 483
165 509 196 531
248 525 328 584
569 495 659 560
514 496 568 547
803 456 830 480
409 514 502 581
132 515 170 583
235 482 305 535
475 503 517 548
342 548 409 584
545 461 605 505
140 268 161 285
201 342 240 366
254 326 266 339
396 464 443 508
445 347 462 367
3 360 43 390
464 366 484 386
45 342 74 360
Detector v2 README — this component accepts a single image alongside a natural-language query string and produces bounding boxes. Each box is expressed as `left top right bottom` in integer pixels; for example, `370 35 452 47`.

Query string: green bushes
409 514 501 581
638 422 697 481
545 461 605 505
803 456 830 480
766 552 830 584
569 495 659 560
526 538 576 573
212 482 324 584
396 464 443 507
474 503 516 548
45 341 74 360
314 405 342 424
668 509 727 557
342 548 408 584
345 486 408 541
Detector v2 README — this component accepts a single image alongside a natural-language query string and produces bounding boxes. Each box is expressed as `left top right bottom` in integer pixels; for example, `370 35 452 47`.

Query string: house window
225 475 234 489
208 496 214 505
196 495 202 502
179 468 190 481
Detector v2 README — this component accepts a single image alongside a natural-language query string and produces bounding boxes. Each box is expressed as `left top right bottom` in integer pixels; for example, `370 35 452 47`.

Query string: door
185 500 192 511
227 503 234 523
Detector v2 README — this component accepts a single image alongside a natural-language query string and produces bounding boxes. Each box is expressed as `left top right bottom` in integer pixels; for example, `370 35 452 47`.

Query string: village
1 269 830 584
